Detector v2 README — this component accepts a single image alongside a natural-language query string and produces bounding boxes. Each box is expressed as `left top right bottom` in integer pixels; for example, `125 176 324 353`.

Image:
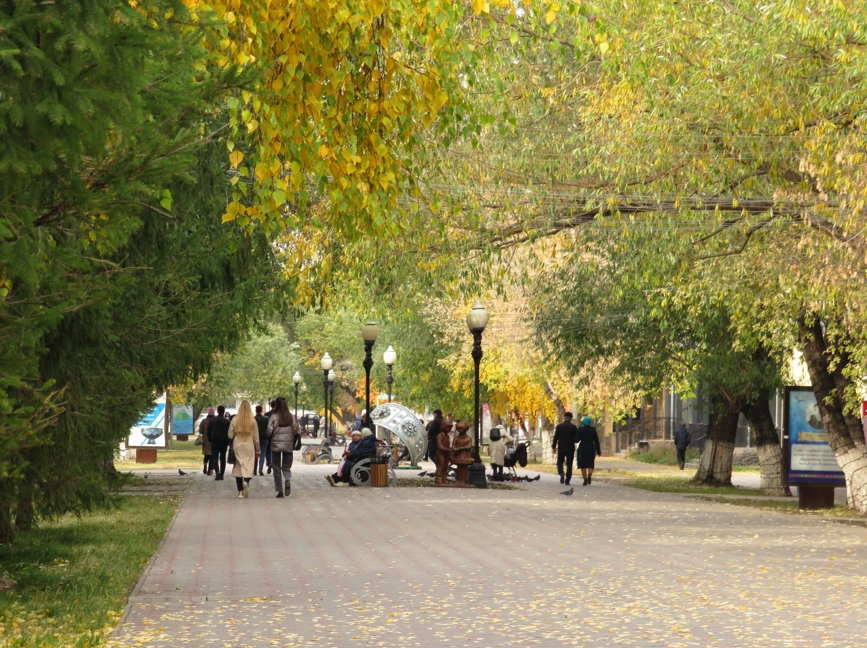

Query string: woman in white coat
488 425 514 481
228 400 260 499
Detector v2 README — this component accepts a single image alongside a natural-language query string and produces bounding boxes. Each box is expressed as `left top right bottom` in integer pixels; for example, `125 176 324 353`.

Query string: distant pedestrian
674 423 690 470
266 400 277 419
576 416 602 486
488 425 513 481
310 412 320 437
426 409 443 462
255 405 271 476
229 401 260 499
199 408 215 475
552 412 578 485
267 398 299 498
299 413 309 434
208 405 231 480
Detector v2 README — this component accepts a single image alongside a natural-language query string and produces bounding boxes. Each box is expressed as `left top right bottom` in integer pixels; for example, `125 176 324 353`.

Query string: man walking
674 422 690 470
208 405 231 480
426 409 443 463
255 405 271 476
552 412 579 485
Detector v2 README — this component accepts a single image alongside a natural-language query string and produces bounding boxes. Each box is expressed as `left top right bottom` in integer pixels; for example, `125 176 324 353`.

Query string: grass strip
699 497 866 520
614 476 764 496
114 439 204 471
0 496 179 647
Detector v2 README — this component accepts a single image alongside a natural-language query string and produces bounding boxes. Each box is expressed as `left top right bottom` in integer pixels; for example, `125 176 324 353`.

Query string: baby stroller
502 443 529 481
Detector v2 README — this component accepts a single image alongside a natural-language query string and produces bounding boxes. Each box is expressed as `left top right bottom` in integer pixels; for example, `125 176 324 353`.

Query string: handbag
227 447 236 464
293 433 302 451
337 459 346 477
194 435 204 446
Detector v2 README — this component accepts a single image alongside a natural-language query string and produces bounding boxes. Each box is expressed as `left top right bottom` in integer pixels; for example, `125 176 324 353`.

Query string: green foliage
184 324 304 407
0 0 281 539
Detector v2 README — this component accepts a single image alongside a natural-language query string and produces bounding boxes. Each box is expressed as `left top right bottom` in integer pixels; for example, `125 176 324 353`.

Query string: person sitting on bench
326 428 376 486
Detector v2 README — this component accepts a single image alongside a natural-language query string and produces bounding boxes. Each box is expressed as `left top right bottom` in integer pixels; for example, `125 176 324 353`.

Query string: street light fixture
466 300 489 489
361 321 379 419
327 368 336 442
321 353 332 439
383 345 397 403
293 372 301 422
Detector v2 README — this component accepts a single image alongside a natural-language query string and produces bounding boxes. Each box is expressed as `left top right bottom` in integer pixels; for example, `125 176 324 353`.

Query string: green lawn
614 475 764 496
114 439 204 471
0 496 179 647
700 497 865 520
629 447 700 466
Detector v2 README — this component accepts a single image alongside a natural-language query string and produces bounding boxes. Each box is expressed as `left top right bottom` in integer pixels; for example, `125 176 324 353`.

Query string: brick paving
110 462 867 647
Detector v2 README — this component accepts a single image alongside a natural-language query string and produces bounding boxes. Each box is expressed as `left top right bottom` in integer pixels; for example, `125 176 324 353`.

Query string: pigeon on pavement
418 471 427 477
178 469 187 476
560 487 573 496
529 475 541 482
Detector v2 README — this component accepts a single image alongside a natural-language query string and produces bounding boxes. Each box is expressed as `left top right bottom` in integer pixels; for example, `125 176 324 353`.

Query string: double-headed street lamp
321 353 332 439
361 321 379 417
467 300 489 489
383 345 396 403
293 372 301 421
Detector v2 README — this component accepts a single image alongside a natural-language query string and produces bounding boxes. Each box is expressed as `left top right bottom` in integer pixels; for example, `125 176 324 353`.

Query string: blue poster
172 404 194 436
129 403 167 448
787 388 844 484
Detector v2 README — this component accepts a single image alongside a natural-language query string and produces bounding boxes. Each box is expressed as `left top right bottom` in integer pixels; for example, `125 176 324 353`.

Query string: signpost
782 386 845 509
172 404 194 441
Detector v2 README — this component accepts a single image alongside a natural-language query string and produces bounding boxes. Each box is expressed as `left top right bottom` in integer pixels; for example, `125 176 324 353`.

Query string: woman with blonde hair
228 400 260 499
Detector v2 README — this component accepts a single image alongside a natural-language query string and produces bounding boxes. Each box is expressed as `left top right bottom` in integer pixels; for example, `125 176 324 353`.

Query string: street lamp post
383 345 396 403
327 369 336 442
361 322 379 418
321 353 332 439
293 372 301 422
466 300 489 489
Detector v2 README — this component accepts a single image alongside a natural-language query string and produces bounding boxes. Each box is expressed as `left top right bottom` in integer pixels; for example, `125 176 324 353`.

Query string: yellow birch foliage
185 0 484 238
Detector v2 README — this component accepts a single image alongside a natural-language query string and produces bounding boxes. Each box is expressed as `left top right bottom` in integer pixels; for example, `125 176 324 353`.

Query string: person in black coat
552 412 579 485
673 423 690 470
576 416 602 486
208 405 231 480
425 409 443 462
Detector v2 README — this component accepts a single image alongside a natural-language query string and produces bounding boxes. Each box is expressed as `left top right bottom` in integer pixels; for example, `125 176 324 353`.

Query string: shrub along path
108 462 867 647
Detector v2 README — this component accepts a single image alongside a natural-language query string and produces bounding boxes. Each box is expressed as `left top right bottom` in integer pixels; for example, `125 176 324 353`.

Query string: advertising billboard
127 402 168 448
783 387 845 486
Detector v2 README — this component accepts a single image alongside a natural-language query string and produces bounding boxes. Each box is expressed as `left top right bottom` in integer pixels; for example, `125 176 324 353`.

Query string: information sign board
782 387 845 486
127 402 168 448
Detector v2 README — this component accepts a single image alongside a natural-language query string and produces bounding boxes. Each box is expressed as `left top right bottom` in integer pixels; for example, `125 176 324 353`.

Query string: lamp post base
467 462 487 489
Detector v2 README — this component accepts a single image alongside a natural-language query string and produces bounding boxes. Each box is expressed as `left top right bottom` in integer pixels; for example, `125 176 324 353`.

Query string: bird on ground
560 488 573 496
528 475 541 482
418 471 427 477
143 473 149 479
178 469 187 476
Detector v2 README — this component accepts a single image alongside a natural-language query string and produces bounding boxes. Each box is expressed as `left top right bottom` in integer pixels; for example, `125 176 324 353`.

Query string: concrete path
111 462 867 647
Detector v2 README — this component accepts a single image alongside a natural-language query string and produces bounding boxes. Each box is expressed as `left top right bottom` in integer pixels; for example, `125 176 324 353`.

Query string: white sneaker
242 482 249 499
237 492 244 499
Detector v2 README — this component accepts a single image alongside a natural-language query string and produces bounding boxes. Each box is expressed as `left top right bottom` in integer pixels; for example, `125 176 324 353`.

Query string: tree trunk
694 394 739 486
0 500 13 544
15 496 33 532
799 317 867 512
741 394 791 496
542 380 566 419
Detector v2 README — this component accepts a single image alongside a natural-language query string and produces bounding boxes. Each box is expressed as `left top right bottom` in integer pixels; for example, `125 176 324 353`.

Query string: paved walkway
111 462 867 647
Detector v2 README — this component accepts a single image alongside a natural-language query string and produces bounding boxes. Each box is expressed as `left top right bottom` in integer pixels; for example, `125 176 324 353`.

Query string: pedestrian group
552 412 602 486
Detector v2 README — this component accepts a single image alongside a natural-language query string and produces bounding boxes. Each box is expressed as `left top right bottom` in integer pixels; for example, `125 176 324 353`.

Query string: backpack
489 428 502 441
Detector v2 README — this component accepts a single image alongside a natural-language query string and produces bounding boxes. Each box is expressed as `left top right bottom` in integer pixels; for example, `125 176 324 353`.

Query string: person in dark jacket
208 405 231 480
326 428 377 486
425 409 443 462
552 412 579 485
673 423 690 470
255 405 271 476
310 412 320 437
576 416 602 486
199 408 215 475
